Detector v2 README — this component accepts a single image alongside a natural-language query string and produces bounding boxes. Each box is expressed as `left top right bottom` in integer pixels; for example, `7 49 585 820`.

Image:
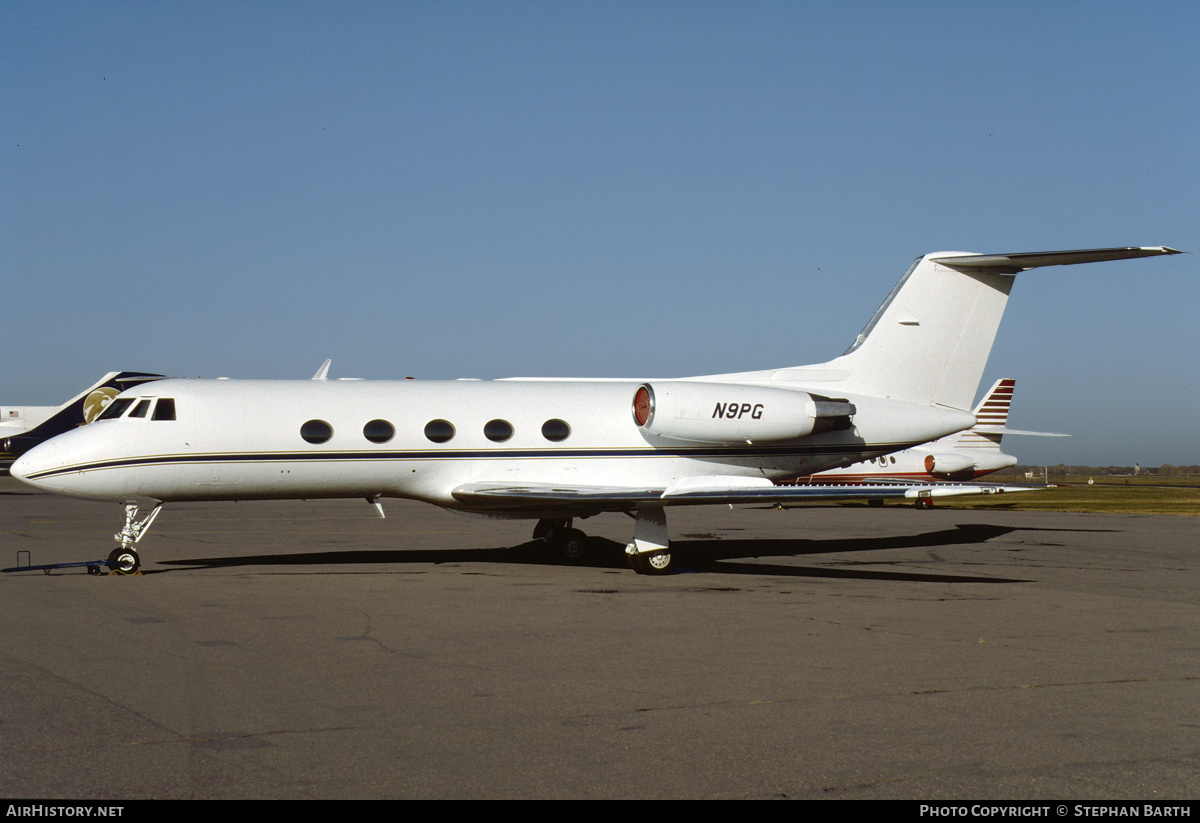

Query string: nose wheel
107 547 141 575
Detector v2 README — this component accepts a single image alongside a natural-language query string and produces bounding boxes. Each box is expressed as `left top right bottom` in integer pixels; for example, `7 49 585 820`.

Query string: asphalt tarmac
2 478 1197 799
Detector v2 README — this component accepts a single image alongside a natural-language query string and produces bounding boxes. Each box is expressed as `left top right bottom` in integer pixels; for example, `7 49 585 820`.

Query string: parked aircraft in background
10 247 1181 574
1 372 165 473
787 378 1068 499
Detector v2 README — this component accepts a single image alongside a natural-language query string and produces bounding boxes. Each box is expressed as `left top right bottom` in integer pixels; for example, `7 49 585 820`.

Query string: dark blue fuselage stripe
24 441 924 481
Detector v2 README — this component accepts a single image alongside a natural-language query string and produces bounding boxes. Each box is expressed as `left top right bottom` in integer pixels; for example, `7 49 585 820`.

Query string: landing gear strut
535 506 676 575
624 505 673 575
108 502 162 575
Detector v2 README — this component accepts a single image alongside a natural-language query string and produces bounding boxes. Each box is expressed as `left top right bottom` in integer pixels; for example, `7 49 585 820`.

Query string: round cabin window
484 419 514 442
363 419 395 444
424 419 456 443
301 419 334 444
541 418 571 442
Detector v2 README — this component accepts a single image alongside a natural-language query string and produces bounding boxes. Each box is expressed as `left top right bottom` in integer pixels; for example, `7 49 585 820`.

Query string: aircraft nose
9 429 133 502
9 440 62 491
10 451 34 482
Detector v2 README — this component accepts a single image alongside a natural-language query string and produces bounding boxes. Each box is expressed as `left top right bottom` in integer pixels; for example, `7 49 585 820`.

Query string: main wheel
914 498 933 509
107 547 141 575
559 528 589 562
643 550 673 574
630 549 674 575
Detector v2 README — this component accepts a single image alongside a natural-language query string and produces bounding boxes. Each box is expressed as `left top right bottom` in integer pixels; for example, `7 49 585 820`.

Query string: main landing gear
106 502 163 575
623 505 673 575
533 518 591 563
534 505 675 575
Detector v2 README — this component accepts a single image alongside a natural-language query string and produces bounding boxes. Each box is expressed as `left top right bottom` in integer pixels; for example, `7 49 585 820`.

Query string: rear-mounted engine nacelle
631 382 855 444
923 453 976 477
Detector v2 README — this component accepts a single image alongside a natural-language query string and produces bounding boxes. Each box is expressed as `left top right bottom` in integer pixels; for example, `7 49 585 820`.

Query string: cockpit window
97 398 135 420
153 398 176 421
129 400 151 418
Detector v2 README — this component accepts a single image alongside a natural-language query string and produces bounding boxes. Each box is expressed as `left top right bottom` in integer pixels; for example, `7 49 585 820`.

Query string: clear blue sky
3 1 1197 466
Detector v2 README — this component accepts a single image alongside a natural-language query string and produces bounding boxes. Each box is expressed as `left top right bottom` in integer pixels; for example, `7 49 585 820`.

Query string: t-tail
798 247 1183 411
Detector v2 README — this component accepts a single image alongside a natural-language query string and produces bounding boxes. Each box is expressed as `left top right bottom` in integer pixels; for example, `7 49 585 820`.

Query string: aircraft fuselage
13 377 973 509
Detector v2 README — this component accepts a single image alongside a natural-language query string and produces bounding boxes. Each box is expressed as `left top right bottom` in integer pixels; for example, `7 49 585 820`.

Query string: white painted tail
810 247 1182 411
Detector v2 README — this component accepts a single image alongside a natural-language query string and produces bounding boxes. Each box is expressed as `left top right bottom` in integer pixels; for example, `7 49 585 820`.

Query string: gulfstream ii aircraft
11 246 1182 575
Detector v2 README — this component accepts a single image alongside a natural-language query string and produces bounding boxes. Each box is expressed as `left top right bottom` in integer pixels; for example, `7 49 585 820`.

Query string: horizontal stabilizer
932 246 1183 274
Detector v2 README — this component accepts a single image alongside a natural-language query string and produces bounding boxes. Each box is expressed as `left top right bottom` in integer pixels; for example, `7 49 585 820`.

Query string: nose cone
10 432 116 500
10 439 67 493
10 424 153 503
9 452 30 481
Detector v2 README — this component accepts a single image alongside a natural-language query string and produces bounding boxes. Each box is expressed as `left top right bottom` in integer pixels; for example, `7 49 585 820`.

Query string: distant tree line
996 464 1200 477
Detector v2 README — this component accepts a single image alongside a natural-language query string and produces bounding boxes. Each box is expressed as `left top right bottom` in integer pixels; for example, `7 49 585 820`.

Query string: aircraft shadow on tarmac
152 522 1089 583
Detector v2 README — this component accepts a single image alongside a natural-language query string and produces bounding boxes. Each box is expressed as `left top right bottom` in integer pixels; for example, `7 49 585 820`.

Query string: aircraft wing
451 477 1038 513
972 427 1069 437
451 482 664 511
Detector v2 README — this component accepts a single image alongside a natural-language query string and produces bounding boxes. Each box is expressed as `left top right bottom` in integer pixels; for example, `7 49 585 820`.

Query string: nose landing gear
107 502 162 575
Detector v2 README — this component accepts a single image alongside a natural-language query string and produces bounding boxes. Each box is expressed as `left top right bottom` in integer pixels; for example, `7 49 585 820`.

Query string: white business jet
10 247 1181 575
788 378 1068 494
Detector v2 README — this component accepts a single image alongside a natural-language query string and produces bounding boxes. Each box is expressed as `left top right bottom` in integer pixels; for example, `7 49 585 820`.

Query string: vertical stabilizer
811 247 1182 411
819 253 1015 410
952 378 1015 452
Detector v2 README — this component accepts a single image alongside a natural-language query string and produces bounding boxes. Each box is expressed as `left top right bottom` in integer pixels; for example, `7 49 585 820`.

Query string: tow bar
2 551 127 576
